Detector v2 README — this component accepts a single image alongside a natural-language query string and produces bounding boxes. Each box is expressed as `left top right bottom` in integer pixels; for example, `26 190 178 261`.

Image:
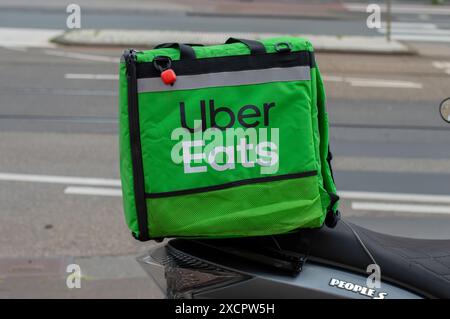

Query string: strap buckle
274 42 292 53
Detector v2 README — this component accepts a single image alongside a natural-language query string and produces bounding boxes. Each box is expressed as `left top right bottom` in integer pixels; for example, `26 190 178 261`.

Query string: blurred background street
0 0 449 298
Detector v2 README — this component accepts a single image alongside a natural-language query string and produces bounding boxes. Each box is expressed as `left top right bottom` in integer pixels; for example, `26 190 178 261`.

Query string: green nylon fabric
119 62 138 234
149 176 323 238
138 81 316 194
119 36 338 239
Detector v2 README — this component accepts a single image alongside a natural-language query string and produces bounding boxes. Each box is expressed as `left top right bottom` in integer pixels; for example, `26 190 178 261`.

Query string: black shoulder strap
153 43 196 59
225 37 266 55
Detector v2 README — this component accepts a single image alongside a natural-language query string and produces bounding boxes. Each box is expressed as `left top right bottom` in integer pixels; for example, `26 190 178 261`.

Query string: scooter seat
289 220 450 299
178 218 450 298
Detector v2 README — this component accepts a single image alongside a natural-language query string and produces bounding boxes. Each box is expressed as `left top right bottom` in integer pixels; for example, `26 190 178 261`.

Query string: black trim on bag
145 170 318 199
125 50 150 241
309 51 316 70
327 146 335 182
325 146 340 228
136 50 315 79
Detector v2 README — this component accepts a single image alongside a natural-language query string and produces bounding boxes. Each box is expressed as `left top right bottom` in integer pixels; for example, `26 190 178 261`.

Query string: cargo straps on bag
155 38 268 58
225 38 267 55
152 39 268 88
153 43 200 60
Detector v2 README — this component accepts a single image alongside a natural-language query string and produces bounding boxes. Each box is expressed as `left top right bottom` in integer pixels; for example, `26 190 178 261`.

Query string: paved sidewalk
0 254 164 298
52 29 412 54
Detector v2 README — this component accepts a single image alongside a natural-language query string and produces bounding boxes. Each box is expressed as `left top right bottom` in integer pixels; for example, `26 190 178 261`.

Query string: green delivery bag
119 37 339 241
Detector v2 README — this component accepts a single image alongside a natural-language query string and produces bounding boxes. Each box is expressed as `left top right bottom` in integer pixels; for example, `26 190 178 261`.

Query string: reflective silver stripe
137 66 310 93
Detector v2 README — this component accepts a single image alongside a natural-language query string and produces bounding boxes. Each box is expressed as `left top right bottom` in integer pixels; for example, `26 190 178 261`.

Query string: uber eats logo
179 99 276 132
171 99 279 175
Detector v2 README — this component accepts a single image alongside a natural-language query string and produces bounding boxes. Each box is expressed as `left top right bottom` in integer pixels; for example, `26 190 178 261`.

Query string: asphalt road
0 44 449 261
0 44 449 297
0 9 375 35
0 1 450 37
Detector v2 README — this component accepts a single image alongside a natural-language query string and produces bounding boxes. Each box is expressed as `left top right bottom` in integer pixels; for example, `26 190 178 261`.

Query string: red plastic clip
161 69 177 85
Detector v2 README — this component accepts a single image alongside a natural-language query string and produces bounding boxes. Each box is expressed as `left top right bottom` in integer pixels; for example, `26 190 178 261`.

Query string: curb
51 30 414 55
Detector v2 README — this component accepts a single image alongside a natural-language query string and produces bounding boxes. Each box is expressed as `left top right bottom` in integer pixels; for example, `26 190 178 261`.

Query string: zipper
135 50 314 80
125 49 150 241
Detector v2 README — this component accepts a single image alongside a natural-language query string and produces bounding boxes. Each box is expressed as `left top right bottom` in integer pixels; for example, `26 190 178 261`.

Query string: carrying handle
153 43 202 60
225 37 266 55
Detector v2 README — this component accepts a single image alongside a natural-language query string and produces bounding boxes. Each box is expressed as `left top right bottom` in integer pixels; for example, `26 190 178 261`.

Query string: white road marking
323 75 422 89
379 29 450 36
0 27 60 48
3 172 450 216
334 156 450 174
432 61 450 75
344 3 450 15
374 21 450 43
351 202 450 215
322 75 344 82
339 191 450 204
418 14 430 21
347 78 423 88
0 172 120 187
380 22 438 30
65 73 119 80
44 50 120 63
382 35 450 43
64 186 122 197
2 46 28 52
380 22 437 29
433 61 450 69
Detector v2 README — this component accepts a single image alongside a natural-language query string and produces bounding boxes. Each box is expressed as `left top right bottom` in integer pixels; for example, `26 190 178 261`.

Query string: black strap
153 43 197 60
124 50 150 241
225 37 266 55
328 192 340 209
325 193 340 228
327 146 335 182
324 145 340 228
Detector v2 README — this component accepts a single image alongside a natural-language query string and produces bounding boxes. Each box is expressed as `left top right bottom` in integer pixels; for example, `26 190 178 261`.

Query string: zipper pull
153 56 176 86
